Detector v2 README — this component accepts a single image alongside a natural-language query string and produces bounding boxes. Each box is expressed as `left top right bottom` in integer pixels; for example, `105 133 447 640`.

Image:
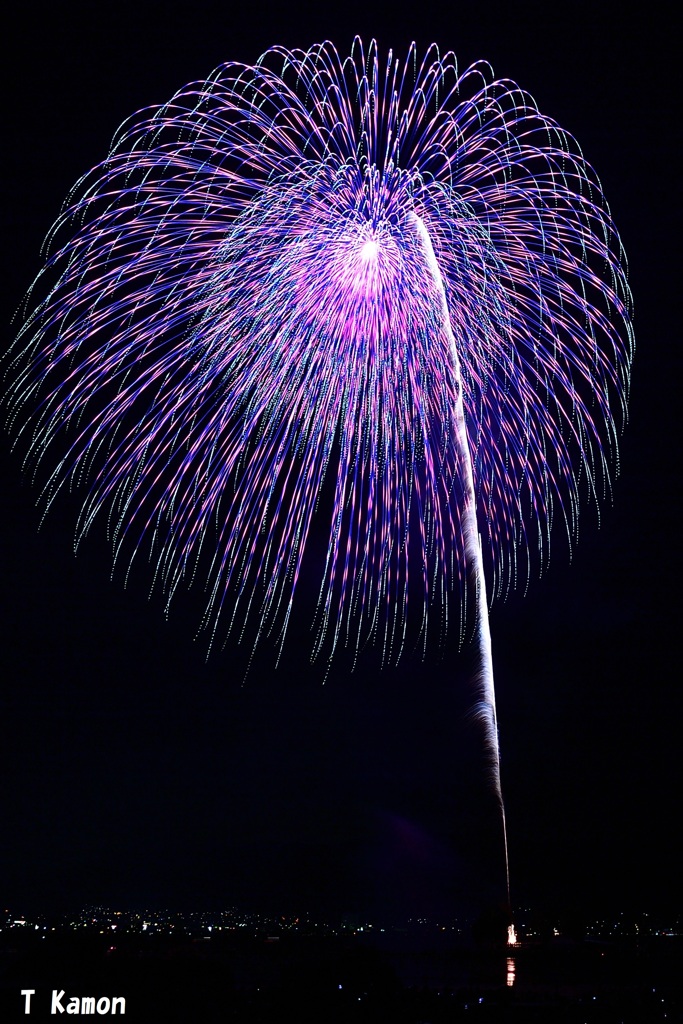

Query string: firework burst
5 39 633 679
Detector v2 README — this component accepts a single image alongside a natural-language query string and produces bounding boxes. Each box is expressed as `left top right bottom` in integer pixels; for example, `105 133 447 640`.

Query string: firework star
5 40 633 689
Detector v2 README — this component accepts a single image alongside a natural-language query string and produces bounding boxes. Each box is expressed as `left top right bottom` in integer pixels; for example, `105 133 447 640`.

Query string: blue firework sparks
4 39 633 667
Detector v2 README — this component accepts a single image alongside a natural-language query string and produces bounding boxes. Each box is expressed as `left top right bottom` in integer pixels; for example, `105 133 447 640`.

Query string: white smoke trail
409 212 511 907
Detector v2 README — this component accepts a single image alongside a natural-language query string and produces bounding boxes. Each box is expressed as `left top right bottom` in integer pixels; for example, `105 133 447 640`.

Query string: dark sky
2 1 680 922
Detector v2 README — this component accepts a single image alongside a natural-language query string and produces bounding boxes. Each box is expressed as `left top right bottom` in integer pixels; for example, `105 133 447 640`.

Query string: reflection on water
506 955 516 987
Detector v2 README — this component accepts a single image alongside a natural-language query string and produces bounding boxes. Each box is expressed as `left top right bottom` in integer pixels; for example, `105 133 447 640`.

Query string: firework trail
5 40 632 900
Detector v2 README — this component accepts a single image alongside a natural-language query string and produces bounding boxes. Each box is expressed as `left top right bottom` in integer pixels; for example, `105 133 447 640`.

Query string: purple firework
6 39 633 680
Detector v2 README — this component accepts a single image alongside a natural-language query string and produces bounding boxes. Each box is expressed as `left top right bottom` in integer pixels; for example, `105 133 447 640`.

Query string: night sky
2 1 680 923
